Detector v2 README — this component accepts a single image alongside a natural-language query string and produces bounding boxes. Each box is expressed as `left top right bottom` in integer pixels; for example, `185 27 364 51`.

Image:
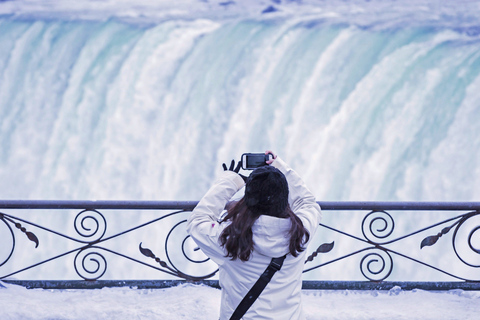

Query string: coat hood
251 214 291 258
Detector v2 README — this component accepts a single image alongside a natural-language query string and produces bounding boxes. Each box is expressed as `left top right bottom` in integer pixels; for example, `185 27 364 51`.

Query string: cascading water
1 0 480 281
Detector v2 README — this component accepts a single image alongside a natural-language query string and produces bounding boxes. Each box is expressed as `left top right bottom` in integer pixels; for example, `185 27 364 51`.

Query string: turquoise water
1 15 479 202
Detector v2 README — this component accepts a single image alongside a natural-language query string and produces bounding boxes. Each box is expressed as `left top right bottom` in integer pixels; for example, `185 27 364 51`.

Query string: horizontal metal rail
1 200 480 210
2 280 480 291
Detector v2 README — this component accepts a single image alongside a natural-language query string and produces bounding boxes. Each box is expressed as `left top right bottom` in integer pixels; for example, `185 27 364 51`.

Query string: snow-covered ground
1 282 479 319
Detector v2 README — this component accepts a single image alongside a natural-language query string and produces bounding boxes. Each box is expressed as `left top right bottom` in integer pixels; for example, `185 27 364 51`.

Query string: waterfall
1 16 480 202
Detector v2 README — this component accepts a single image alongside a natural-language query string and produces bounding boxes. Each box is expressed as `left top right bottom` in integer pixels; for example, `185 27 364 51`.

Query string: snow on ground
1 282 479 319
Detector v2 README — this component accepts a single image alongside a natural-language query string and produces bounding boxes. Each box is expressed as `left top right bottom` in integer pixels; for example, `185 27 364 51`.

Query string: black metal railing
1 200 479 290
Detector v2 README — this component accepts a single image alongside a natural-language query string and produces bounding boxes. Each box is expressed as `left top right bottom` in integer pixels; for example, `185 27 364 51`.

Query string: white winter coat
187 158 322 320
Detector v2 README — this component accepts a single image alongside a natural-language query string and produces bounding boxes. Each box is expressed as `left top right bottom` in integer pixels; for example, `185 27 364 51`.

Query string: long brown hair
219 198 310 261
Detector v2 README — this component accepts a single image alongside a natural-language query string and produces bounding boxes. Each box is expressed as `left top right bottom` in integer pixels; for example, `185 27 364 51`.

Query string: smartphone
241 153 274 170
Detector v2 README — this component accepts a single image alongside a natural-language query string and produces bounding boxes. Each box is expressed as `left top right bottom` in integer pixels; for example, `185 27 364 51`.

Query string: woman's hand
222 160 247 182
265 150 277 165
222 159 241 173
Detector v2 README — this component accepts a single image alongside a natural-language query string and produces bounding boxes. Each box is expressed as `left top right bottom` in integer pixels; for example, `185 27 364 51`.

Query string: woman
187 151 321 319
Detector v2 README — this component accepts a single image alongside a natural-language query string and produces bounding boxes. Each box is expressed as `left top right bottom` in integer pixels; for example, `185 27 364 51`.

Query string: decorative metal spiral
362 210 395 244
165 219 217 279
74 209 106 242
452 211 480 268
360 248 393 281
74 247 107 280
181 236 209 264
0 216 15 267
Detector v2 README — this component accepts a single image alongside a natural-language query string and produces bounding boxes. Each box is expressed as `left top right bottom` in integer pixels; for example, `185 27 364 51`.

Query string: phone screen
246 154 265 168
242 153 267 170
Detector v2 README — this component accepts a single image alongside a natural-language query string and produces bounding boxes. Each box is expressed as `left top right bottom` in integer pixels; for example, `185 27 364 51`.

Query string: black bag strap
229 255 287 320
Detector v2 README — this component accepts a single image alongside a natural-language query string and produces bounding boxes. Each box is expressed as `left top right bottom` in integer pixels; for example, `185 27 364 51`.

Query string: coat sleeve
272 157 322 241
187 171 246 266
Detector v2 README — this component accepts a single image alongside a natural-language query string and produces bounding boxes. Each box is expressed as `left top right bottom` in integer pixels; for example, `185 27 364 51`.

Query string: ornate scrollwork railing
303 204 480 284
0 203 216 281
1 201 479 290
